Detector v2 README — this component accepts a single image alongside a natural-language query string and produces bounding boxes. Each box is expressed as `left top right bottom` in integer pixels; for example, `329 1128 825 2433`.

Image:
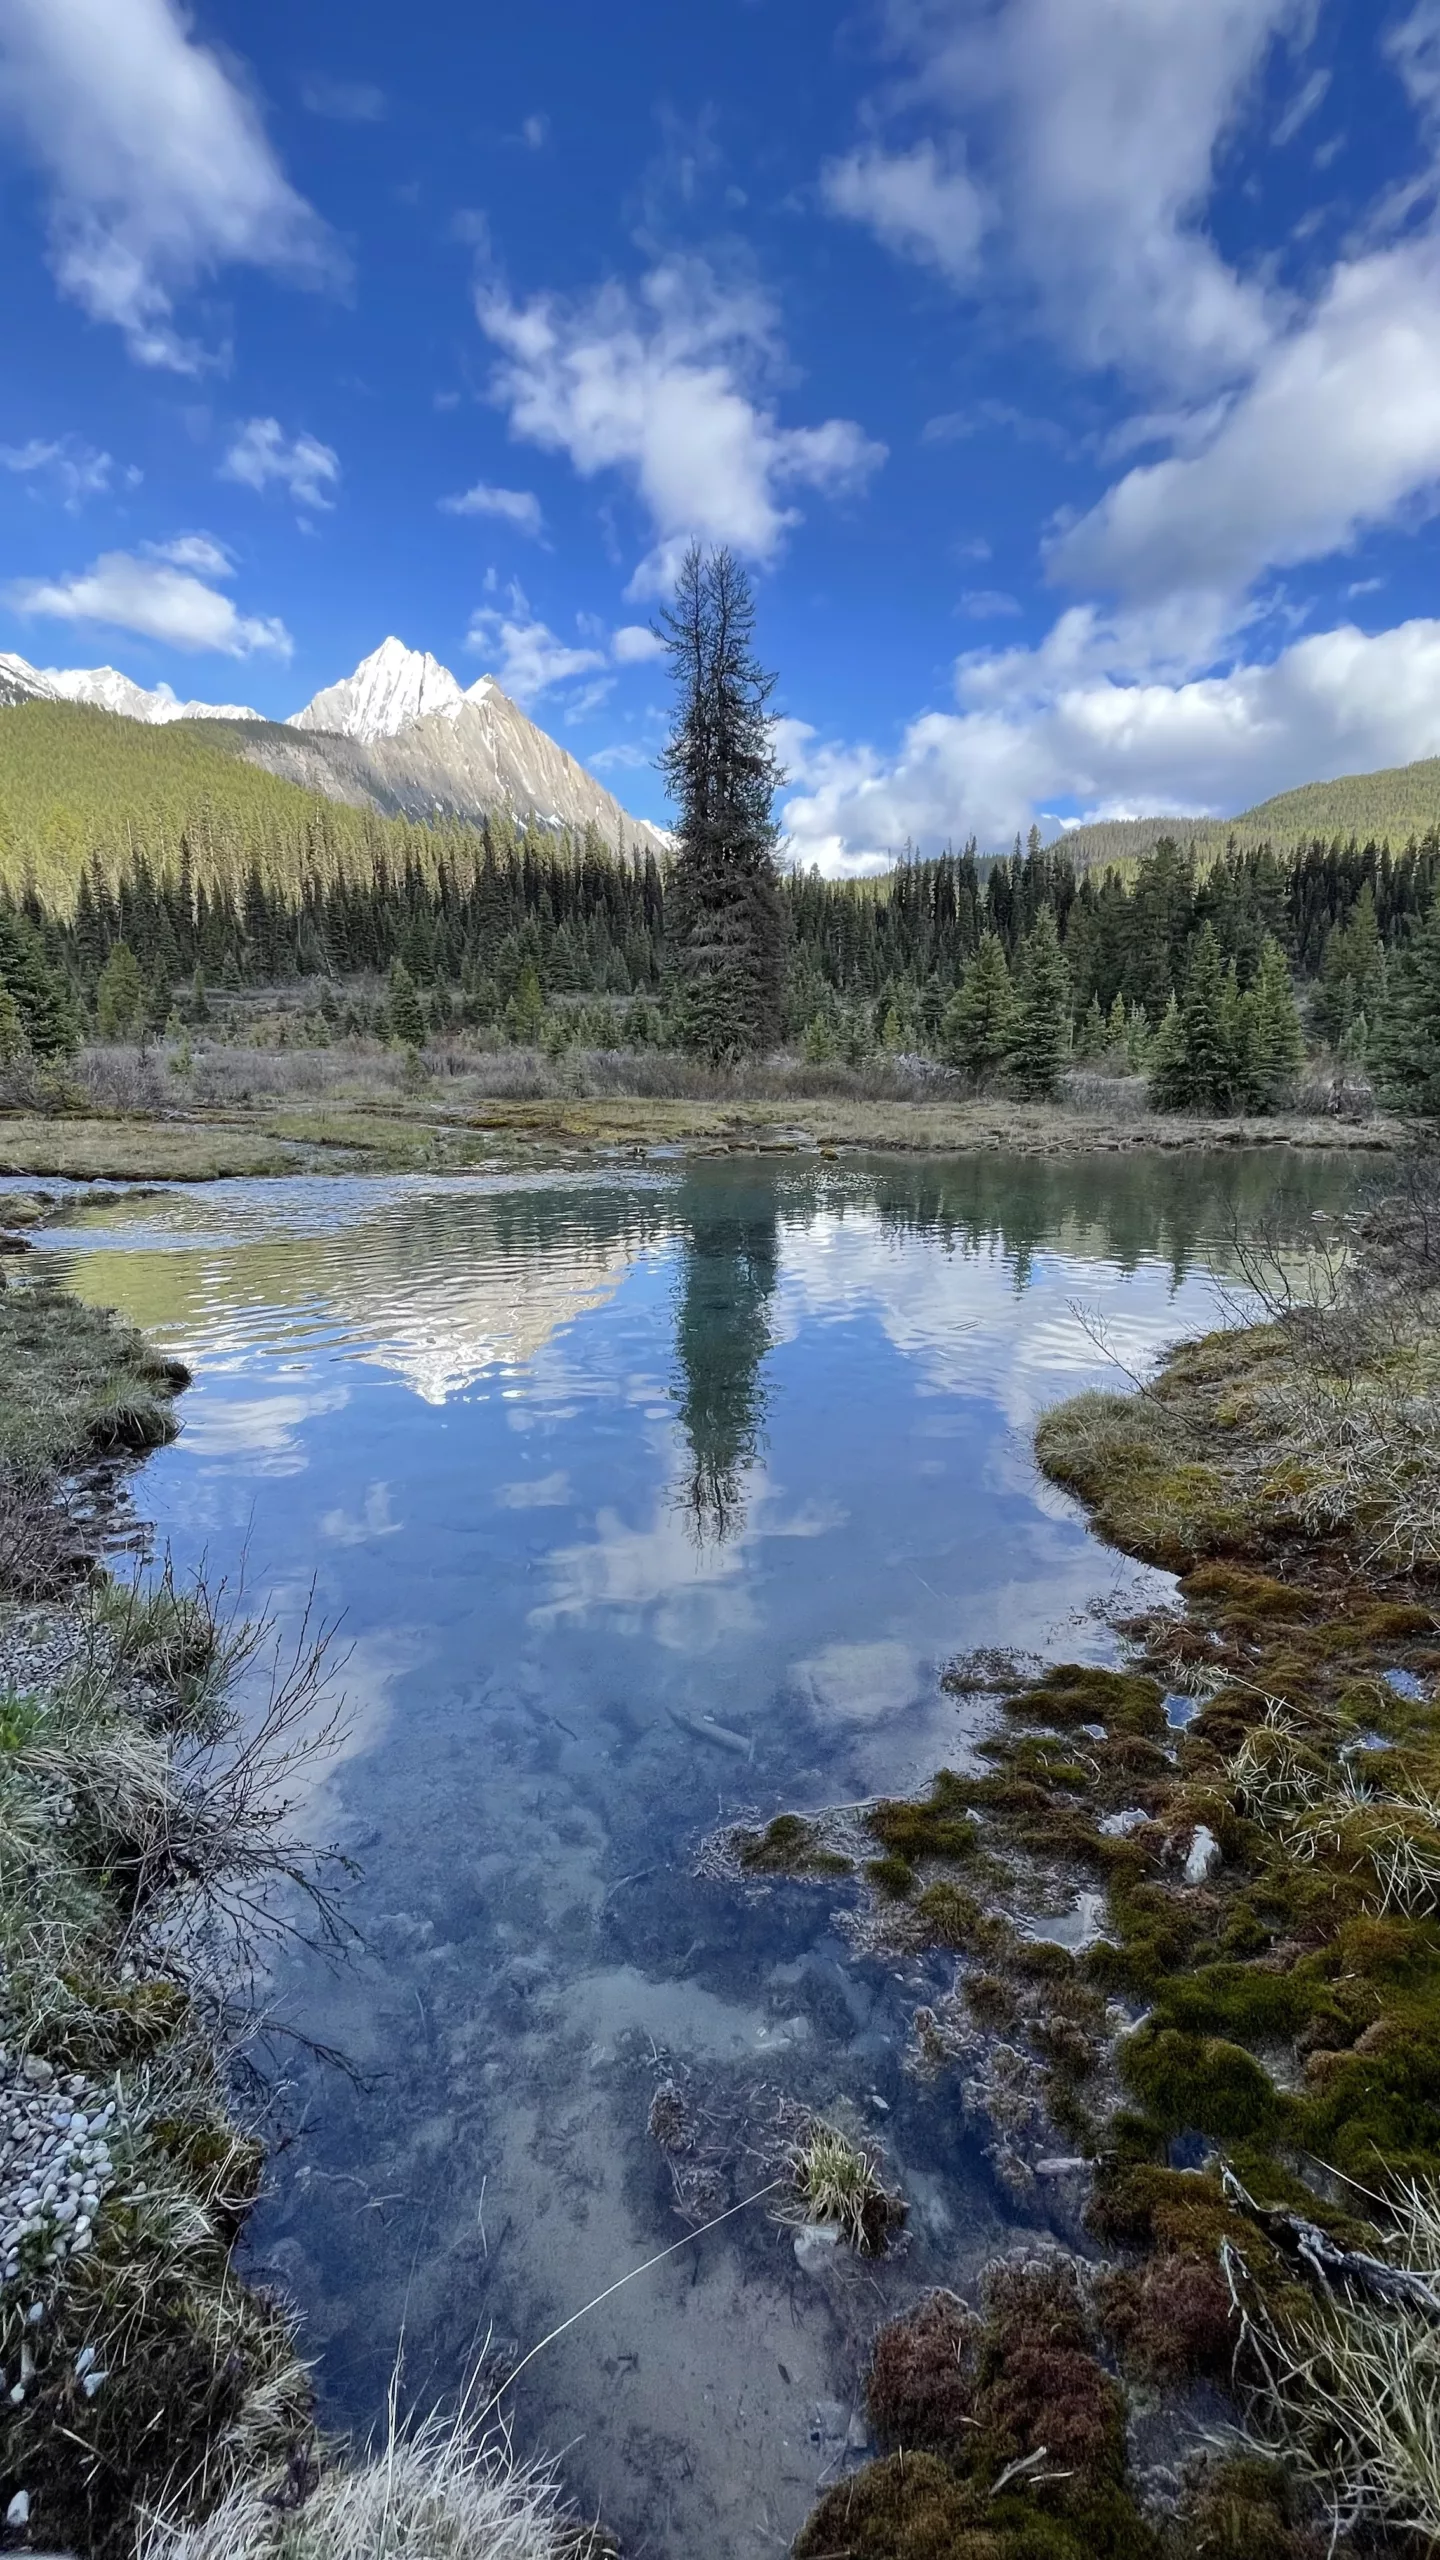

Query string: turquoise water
40 1147 1364 2554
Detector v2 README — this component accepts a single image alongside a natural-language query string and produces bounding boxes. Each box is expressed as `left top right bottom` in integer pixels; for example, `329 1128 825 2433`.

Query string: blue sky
2 0 1439 870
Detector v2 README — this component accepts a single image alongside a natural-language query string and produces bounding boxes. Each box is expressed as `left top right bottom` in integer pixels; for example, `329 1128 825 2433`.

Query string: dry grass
0 1115 290 1180
138 2395 599 2560
1227 2176 1440 2542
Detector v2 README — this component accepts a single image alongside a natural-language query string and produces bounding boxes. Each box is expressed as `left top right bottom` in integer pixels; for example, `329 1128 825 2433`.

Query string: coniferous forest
0 811 1435 1113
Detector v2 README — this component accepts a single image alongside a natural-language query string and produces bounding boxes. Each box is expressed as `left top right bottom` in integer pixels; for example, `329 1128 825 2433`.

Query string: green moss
735 1812 839 1875
868 1774 980 1862
1121 2026 1281 2140
1004 1664 1166 1739
867 1853 917 1899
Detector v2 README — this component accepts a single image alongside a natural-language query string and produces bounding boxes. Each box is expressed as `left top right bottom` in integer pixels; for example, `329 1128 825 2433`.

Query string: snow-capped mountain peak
287 636 469 740
0 651 261 724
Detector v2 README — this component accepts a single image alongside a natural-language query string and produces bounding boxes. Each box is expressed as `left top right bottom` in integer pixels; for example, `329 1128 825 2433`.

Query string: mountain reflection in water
33 1146 1371 2560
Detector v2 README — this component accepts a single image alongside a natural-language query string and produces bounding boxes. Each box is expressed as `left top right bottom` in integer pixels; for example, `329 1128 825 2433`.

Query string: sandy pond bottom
37 1146 1366 2556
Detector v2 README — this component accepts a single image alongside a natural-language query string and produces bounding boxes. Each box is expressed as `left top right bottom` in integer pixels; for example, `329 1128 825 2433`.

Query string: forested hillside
1048 758 1440 869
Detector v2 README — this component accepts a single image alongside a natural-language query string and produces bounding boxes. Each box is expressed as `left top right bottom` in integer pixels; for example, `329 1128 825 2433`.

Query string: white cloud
220 417 340 511
8 547 291 656
1054 238 1440 603
299 74 385 123
520 113 549 150
821 140 986 283
149 530 232 575
611 622 665 663
476 255 885 590
465 589 606 701
834 0 1303 394
0 0 343 370
439 480 545 537
0 433 114 506
779 616 1440 874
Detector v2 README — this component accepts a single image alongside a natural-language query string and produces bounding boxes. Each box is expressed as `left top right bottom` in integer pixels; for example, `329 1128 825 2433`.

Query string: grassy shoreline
727 1166 1440 2558
0 1088 1402 1185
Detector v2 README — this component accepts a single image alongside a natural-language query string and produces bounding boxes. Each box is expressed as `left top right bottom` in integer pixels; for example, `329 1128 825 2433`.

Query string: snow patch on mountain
287 636 470 740
0 651 261 724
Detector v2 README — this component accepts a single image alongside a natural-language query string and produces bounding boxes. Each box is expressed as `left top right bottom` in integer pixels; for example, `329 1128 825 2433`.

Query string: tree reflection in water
672 1169 780 1544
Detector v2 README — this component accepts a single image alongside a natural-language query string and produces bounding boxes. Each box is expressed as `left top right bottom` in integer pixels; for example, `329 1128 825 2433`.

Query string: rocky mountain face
0 637 665 855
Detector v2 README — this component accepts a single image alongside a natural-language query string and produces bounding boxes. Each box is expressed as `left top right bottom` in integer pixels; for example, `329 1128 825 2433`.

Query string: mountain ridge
0 638 666 855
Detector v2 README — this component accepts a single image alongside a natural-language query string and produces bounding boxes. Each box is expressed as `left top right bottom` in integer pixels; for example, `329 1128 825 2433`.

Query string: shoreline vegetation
0 1036 1405 1188
724 1154 1440 2559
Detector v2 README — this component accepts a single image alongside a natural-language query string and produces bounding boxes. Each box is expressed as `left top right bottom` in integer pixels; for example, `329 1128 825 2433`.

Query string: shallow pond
40 1146 1367 2555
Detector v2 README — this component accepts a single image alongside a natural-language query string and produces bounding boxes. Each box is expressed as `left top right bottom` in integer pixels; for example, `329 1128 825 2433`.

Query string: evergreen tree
386 957 426 1048
1248 935 1305 1104
941 932 1016 1077
0 986 24 1065
1151 922 1233 1111
1076 993 1107 1057
504 961 546 1044
190 966 210 1024
1316 882 1385 1048
1106 991 1128 1053
96 941 146 1042
1371 899 1440 1116
1006 907 1071 1099
660 544 786 1059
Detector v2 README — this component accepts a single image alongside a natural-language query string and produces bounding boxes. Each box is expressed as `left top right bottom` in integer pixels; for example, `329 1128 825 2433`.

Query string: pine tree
1006 907 1071 1099
941 932 1016 1077
660 544 786 1060
386 957 426 1048
1106 991 1128 1054
96 940 146 1041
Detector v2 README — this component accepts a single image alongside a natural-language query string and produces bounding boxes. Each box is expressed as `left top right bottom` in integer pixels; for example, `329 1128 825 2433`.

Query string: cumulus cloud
821 140 986 283
779 616 1440 874
0 0 344 371
830 0 1301 393
1053 238 1440 603
8 547 291 655
466 590 606 701
0 433 115 506
611 623 665 663
220 417 340 511
148 530 232 575
439 480 545 536
476 255 885 591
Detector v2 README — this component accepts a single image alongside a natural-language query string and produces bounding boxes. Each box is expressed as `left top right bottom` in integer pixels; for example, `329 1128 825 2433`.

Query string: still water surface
40 1149 1366 2555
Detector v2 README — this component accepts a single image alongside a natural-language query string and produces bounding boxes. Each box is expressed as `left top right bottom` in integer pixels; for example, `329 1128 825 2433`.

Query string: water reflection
34 1147 1376 2560
672 1168 779 1543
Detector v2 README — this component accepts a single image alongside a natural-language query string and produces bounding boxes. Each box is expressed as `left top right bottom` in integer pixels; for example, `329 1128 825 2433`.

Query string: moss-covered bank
728 1165 1440 2555
0 1280 318 2556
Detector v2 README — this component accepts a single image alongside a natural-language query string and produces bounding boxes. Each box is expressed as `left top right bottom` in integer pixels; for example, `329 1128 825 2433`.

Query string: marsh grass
1226 2176 1440 2542
783 2118 902 2254
138 2390 600 2560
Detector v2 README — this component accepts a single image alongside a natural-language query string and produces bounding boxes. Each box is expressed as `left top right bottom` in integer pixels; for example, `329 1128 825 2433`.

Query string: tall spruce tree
942 931 1016 1077
659 544 786 1060
1006 907 1071 1098
1248 934 1305 1104
1151 921 1233 1111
